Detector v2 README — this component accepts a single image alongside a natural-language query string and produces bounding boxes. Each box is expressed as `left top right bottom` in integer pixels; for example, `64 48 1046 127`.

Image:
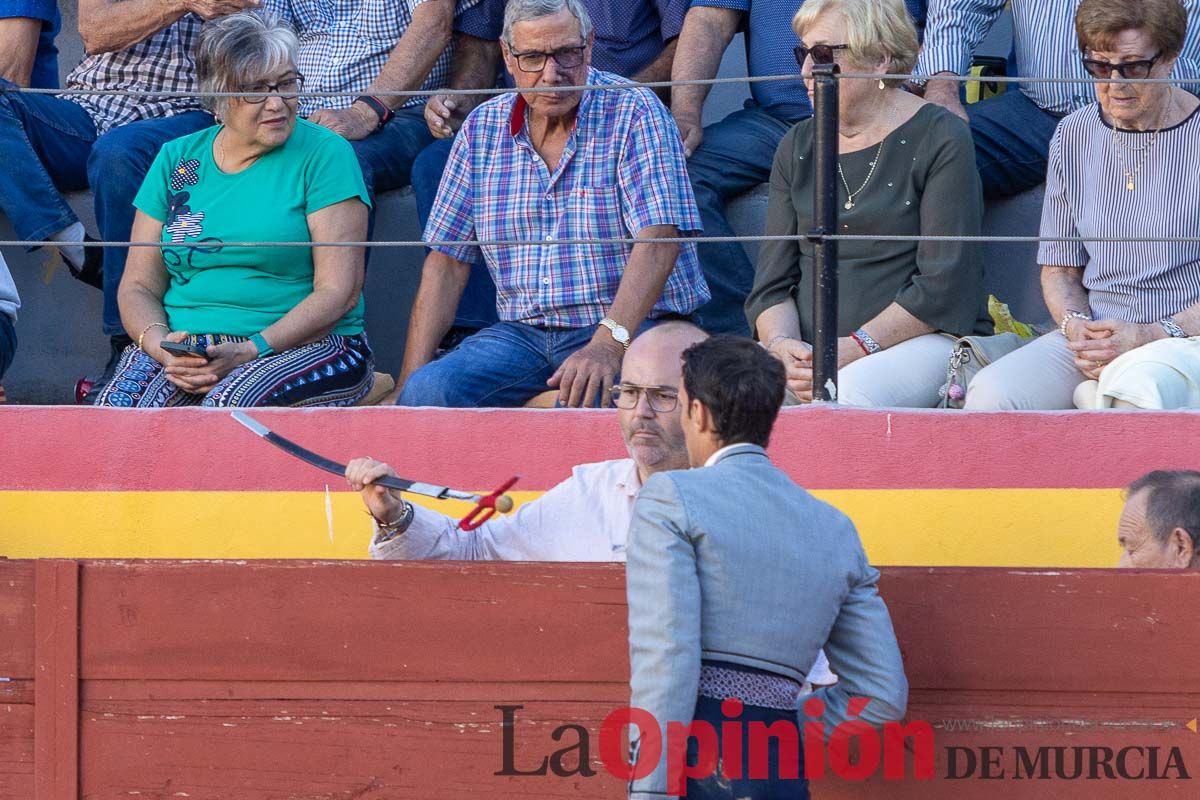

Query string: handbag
937 332 1030 409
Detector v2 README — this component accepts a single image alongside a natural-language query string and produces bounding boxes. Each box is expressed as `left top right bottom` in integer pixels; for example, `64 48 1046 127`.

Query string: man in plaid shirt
264 0 478 199
396 0 709 408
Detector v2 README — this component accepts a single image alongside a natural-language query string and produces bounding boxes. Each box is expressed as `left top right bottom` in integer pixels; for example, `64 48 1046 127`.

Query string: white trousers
786 333 956 408
966 331 1200 410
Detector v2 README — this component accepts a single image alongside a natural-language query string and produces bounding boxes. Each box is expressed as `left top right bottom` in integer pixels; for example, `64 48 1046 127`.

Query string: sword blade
230 412 460 500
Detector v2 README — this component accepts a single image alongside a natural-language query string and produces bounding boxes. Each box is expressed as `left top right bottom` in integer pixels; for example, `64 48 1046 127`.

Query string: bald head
623 321 709 381
618 321 708 481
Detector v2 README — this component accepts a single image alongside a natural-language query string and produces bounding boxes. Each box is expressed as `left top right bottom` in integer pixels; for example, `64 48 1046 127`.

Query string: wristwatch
1160 317 1189 339
373 501 414 544
599 318 631 350
354 95 394 130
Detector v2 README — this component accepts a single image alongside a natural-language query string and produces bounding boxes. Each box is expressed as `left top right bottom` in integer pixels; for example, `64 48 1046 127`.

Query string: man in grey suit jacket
625 335 908 799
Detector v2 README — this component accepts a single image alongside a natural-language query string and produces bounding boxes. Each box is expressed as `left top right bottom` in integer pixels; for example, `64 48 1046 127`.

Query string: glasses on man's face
1081 52 1162 80
509 44 587 73
610 383 679 413
794 42 850 68
240 74 304 104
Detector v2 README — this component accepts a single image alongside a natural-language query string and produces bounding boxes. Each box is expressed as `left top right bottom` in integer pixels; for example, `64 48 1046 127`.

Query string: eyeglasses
1081 52 1162 80
508 44 587 73
239 74 304 103
794 42 850 68
610 383 680 413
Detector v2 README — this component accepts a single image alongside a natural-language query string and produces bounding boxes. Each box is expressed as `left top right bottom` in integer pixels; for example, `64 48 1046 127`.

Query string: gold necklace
838 100 897 210
1111 94 1170 191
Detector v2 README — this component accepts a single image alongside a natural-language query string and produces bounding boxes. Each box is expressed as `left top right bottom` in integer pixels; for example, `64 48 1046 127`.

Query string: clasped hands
1065 318 1155 380
767 336 866 403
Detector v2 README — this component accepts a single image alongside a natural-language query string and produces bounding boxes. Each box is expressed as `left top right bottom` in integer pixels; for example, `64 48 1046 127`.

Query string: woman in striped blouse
967 0 1200 410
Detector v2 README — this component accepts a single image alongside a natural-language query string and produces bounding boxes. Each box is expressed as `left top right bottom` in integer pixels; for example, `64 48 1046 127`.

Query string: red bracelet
849 332 871 355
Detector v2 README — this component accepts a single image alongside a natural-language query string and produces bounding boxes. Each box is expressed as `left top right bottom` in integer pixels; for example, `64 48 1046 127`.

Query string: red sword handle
458 476 520 531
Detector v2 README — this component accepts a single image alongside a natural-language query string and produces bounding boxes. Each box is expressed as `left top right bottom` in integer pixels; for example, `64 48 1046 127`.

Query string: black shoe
81 334 133 405
65 234 104 290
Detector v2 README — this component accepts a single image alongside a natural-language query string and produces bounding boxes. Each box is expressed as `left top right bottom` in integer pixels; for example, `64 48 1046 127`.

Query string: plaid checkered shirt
265 0 481 115
424 69 709 329
63 15 204 136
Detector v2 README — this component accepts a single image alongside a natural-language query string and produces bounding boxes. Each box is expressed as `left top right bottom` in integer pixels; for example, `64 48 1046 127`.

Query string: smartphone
159 340 210 358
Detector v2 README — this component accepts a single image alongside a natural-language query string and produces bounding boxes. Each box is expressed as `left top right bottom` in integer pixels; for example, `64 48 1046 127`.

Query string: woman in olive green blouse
748 0 991 407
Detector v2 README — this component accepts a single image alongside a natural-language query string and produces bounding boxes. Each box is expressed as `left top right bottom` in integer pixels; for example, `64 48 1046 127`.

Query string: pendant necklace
838 100 897 210
1111 92 1170 191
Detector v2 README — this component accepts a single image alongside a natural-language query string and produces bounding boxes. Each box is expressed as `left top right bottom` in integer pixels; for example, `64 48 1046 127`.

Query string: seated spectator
262 0 466 203
0 0 230 403
747 0 988 408
0 252 18 387
0 0 58 88
95 12 375 409
396 0 708 408
915 0 1200 198
412 0 690 348
966 0 1200 411
349 322 837 691
1117 470 1200 569
671 0 927 335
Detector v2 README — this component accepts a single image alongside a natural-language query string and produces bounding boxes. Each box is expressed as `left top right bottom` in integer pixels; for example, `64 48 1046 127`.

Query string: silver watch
1160 317 1189 339
599 317 631 349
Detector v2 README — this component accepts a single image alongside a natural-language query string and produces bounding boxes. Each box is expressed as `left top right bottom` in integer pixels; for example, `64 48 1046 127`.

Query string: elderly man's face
502 7 592 121
616 334 693 478
1117 489 1197 568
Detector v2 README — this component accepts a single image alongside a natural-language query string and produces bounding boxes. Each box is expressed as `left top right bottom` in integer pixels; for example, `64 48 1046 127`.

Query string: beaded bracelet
1059 311 1092 338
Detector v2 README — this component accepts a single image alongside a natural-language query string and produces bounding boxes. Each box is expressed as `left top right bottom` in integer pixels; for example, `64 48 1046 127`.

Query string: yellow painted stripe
0 489 1124 566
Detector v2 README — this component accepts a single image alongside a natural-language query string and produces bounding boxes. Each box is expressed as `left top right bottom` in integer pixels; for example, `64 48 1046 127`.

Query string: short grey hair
196 11 299 117
502 0 592 47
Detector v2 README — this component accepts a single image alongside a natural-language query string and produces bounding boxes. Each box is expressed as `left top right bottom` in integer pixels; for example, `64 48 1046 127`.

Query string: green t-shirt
134 118 371 337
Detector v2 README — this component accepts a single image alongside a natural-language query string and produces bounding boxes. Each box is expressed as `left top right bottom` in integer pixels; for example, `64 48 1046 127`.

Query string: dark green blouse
746 103 991 339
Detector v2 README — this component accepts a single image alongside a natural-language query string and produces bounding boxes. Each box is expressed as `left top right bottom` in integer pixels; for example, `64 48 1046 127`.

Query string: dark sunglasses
240 74 304 103
794 42 850 68
1081 52 1162 80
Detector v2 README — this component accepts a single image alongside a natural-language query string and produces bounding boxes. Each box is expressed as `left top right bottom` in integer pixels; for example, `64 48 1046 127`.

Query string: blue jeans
966 89 1063 198
0 312 15 380
88 111 214 336
351 106 435 199
684 694 810 799
398 319 667 407
687 104 794 336
0 79 96 245
412 136 499 330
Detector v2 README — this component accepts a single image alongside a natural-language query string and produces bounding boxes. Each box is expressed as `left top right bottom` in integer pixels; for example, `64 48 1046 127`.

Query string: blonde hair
792 0 919 87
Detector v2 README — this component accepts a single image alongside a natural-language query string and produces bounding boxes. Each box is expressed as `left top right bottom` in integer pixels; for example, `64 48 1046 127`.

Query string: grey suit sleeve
811 530 908 732
626 474 701 799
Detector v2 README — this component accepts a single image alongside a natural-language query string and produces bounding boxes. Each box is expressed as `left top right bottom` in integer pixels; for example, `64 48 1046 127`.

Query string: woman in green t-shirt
747 0 991 408
95 11 375 408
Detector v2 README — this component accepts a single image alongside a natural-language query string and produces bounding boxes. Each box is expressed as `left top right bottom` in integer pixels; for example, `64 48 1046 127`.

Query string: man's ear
690 398 713 435
1170 528 1196 569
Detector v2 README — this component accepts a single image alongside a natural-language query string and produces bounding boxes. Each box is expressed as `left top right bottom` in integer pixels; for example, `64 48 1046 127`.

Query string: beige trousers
786 333 956 408
966 331 1200 410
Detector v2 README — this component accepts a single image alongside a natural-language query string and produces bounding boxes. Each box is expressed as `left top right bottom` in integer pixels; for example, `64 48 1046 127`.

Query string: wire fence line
6 235 1200 250
3 72 1198 101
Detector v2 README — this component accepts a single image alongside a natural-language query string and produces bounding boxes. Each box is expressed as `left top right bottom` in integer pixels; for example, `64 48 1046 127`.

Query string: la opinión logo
495 697 935 794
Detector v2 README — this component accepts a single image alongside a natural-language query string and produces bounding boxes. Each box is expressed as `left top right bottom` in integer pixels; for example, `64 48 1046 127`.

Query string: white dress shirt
368 456 837 686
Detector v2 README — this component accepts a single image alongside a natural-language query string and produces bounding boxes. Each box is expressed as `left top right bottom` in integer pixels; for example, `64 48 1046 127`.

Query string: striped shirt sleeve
914 0 1007 77
1036 126 1087 269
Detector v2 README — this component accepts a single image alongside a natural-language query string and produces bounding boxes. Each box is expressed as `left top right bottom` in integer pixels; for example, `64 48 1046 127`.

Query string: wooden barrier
1 559 1197 798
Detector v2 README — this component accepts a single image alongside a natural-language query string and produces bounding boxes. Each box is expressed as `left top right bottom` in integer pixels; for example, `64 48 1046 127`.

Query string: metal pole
809 64 840 402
